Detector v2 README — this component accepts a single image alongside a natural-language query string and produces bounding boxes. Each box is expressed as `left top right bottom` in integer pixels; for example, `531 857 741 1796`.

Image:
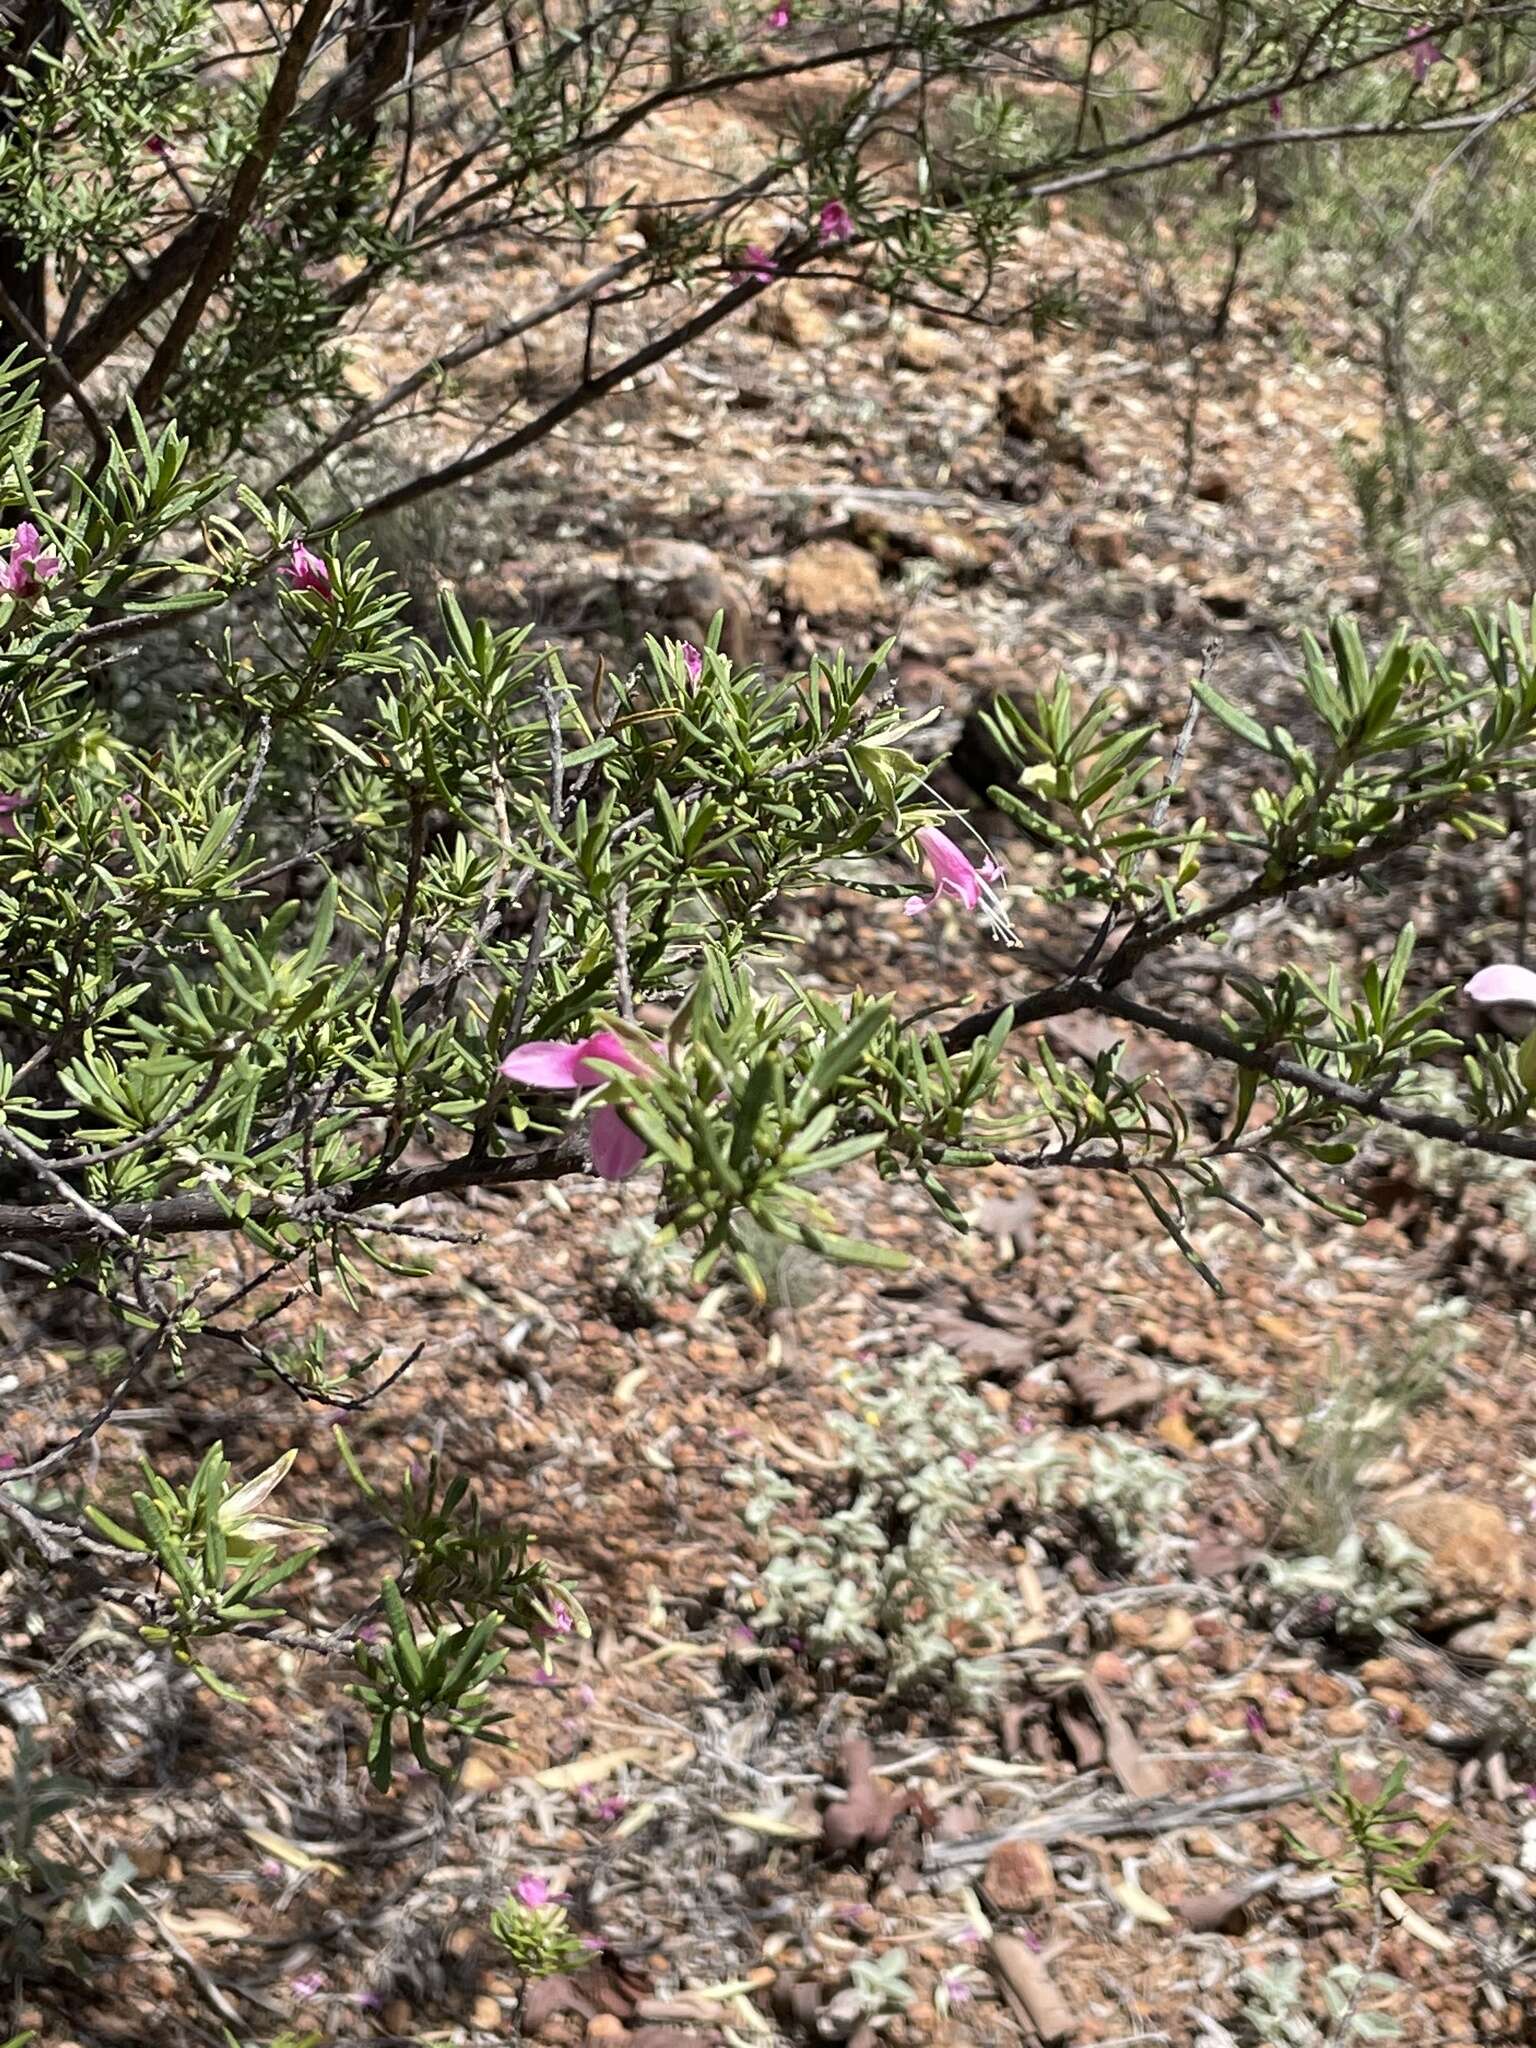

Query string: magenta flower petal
909 824 994 912
0 794 27 839
1409 26 1445 81
279 539 333 599
818 200 854 246
735 243 778 285
1465 964 1536 1010
515 1873 552 1908
590 1104 648 1180
573 1027 649 1084
682 641 703 681
1 521 61 598
501 1040 591 1088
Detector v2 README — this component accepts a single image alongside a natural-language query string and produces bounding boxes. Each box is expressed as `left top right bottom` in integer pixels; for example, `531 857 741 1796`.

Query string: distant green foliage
0 1733 140 1978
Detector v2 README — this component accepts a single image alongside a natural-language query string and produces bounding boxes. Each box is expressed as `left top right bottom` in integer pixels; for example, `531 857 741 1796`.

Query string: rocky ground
8 114 1536 2048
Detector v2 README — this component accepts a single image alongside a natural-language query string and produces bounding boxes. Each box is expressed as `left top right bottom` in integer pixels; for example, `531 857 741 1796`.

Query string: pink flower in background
904 824 1005 921
515 1873 552 1908
146 134 171 158
1408 25 1445 81
279 538 332 599
736 244 778 284
1267 94 1283 124
1464 962 1536 1038
0 794 28 839
290 1971 326 2000
768 3 791 25
682 641 703 681
818 199 854 246
500 1029 652 1180
533 1597 575 1640
1 522 60 598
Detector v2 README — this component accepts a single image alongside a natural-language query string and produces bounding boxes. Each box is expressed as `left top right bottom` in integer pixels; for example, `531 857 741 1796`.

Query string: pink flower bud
279 538 333 600
734 244 778 285
1 522 61 599
818 200 854 246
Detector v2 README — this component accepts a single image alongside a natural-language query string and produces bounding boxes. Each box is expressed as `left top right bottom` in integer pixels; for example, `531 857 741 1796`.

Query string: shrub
0 1 1527 524
10 383 1536 1760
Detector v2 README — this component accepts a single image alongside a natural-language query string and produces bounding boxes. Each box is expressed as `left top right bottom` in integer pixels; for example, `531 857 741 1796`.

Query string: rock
472 1995 502 2027
1070 519 1129 570
460 1752 502 1791
848 504 993 577
1089 1649 1131 1687
752 285 833 349
1446 1611 1532 1663
586 2019 627 2044
1376 1493 1521 1627
896 324 966 372
902 606 979 661
983 1836 1056 1913
621 537 755 664
997 367 1097 471
780 539 883 619
1199 573 1256 619
1323 1704 1369 1738
1195 468 1238 504
998 368 1061 438
624 537 721 585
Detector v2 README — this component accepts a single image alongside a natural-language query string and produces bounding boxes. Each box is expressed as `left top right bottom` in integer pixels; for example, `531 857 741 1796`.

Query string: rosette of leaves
83 1442 321 1696
488 1885 591 1979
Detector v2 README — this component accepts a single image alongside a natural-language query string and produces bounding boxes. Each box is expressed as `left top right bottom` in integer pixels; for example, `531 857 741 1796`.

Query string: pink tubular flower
279 538 333 599
767 3 791 25
681 640 703 682
1267 93 1283 124
904 824 1005 921
499 1028 652 1180
818 199 854 246
1464 962 1536 1039
1408 25 1445 82
516 1873 552 1908
1 522 61 599
534 1597 574 1640
0 794 28 839
736 244 778 285
145 134 171 158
